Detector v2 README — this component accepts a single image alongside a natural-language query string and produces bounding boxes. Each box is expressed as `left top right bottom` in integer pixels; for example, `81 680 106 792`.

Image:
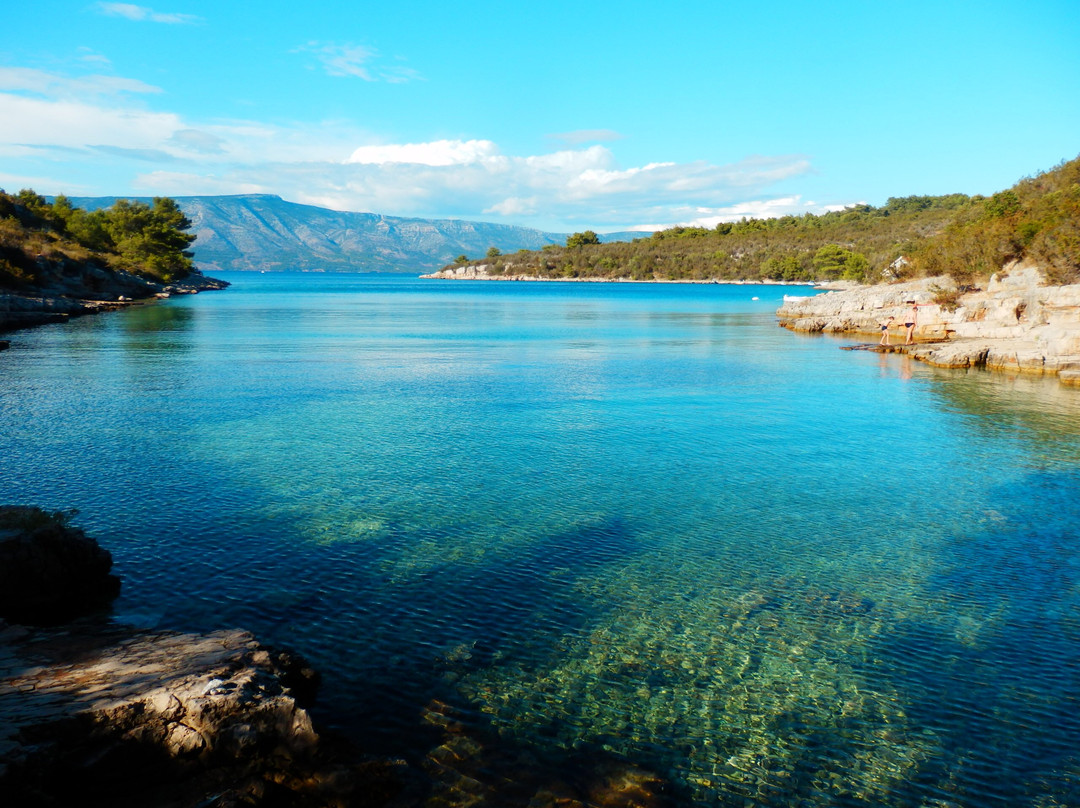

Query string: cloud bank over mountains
0 61 822 232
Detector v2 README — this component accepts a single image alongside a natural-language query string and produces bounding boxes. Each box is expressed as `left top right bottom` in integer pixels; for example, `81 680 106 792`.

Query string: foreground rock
0 507 120 626
0 508 417 806
0 622 416 807
777 263 1080 383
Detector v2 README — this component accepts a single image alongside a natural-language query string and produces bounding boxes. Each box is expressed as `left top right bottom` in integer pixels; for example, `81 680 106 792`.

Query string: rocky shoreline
776 263 1080 385
0 266 229 335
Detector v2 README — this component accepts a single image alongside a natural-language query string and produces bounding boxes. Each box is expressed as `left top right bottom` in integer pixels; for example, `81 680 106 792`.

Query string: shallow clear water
2 273 1080 805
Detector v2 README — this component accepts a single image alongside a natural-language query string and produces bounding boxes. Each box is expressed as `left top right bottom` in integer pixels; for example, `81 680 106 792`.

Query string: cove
2 272 1079 806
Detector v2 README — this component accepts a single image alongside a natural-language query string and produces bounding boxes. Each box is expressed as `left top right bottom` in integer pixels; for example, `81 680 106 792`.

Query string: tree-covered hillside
0 190 198 289
447 156 1080 286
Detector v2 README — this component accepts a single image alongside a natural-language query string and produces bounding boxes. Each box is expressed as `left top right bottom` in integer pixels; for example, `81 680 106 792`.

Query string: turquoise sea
2 272 1080 806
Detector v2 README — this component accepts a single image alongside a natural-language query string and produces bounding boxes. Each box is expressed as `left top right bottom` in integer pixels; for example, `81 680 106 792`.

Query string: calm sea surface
2 273 1080 805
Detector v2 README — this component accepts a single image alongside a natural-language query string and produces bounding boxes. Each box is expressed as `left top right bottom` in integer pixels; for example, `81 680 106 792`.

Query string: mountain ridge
61 194 642 273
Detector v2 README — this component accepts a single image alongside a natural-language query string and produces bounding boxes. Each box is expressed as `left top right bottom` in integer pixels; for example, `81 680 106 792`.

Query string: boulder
0 624 376 807
0 507 120 626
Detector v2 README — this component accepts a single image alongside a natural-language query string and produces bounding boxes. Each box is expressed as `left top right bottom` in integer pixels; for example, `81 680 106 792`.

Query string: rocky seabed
776 263 1080 384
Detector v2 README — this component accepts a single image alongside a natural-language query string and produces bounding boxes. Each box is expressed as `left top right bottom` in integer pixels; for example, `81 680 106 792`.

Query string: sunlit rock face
0 623 331 806
777 263 1080 380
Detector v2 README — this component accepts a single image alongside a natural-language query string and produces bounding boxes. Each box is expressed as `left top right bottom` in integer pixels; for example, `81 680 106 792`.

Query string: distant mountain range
62 194 643 273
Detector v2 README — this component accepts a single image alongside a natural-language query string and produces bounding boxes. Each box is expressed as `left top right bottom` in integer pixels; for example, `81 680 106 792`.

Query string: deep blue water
2 273 1080 805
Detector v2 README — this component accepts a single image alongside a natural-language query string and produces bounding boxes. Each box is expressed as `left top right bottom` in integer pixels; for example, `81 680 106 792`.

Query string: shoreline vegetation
0 189 227 335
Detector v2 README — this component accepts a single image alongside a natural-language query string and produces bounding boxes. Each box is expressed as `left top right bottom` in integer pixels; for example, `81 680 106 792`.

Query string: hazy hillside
63 195 639 273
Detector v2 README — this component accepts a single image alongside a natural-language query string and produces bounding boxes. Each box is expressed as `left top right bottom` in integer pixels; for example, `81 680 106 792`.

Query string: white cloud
484 196 539 217
548 129 625 145
346 139 501 167
134 171 271 196
299 42 423 83
168 128 227 155
0 67 161 99
127 140 821 230
76 47 112 67
0 64 828 230
627 196 850 232
0 94 181 150
96 3 201 24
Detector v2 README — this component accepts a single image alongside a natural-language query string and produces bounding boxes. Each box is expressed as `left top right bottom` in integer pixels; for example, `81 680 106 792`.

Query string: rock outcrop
776 263 1080 383
0 622 415 807
0 260 228 334
0 507 121 626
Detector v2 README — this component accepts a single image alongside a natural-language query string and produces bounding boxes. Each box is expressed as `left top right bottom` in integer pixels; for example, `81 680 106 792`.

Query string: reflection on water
926 367 1080 459
1 274 1079 806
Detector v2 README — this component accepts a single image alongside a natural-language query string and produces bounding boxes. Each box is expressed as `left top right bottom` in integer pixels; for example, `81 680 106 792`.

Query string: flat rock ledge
2 624 292 804
776 263 1080 384
0 621 416 807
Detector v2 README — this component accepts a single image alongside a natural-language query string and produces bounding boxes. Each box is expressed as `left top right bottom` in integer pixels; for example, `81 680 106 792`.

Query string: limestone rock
776 263 1080 384
0 623 344 806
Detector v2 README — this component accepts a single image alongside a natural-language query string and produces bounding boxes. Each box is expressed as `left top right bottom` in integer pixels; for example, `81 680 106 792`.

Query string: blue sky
1 1 1077 233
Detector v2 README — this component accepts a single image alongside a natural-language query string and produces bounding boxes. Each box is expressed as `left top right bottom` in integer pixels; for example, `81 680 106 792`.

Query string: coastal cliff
776 263 1080 384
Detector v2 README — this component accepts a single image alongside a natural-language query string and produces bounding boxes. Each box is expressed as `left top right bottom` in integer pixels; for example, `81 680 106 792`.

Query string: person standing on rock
904 302 921 345
879 316 895 346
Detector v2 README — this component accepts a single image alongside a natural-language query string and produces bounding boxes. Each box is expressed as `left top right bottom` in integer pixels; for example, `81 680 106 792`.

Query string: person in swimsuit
904 302 919 344
880 316 894 345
